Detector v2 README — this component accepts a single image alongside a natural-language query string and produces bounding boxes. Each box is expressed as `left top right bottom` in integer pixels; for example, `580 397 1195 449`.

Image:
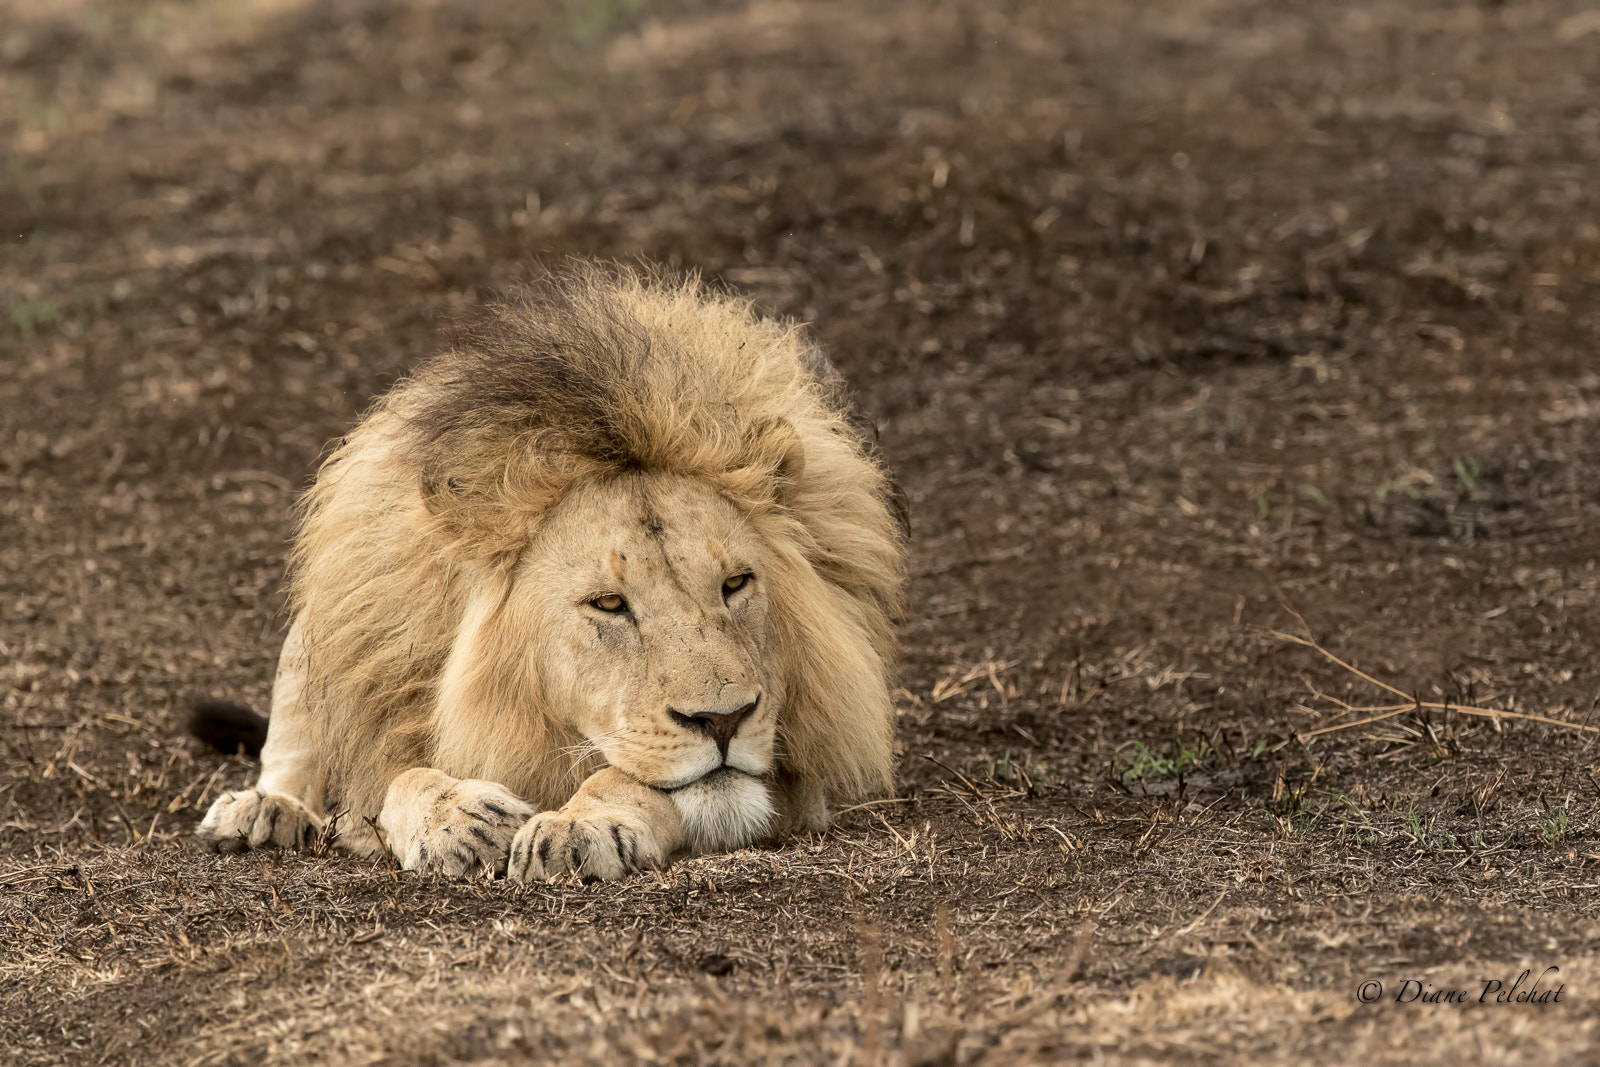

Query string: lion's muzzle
667 766 776 853
667 693 759 760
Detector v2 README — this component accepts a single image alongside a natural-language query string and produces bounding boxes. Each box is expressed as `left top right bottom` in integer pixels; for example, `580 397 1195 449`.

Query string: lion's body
198 265 905 878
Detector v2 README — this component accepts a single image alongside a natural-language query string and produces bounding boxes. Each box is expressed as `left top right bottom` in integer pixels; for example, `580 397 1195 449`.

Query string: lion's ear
420 471 467 518
748 416 806 503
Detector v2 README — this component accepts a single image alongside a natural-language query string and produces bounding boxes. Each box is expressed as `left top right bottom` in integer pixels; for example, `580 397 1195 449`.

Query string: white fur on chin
670 770 775 854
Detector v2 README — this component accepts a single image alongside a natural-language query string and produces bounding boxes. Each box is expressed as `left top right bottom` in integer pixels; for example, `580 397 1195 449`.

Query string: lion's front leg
508 767 686 883
377 768 537 876
197 618 327 854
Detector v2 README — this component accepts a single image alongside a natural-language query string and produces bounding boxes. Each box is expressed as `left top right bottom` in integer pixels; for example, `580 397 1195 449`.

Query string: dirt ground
4 0 1600 1062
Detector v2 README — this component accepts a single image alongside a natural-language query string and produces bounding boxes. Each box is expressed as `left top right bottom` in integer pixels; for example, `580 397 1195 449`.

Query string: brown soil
4 1 1600 1062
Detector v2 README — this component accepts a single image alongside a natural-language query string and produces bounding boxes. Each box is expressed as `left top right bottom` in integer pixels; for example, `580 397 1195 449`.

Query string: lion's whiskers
553 729 626 775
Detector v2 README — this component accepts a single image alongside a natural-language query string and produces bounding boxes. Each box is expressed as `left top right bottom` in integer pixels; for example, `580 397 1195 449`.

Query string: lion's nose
668 696 759 759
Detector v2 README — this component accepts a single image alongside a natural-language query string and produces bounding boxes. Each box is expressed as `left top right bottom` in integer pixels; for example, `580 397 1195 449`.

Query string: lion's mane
290 263 906 823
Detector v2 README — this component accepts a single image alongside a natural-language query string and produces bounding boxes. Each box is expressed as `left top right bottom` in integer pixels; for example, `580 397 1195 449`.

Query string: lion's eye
590 593 628 614
722 573 752 598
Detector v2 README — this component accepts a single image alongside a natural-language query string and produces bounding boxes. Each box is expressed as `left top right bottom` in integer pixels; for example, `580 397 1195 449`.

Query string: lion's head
508 472 781 789
433 471 794 848
289 263 905 851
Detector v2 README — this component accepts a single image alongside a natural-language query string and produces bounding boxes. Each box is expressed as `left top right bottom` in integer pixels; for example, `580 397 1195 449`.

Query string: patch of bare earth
4 0 1599 1062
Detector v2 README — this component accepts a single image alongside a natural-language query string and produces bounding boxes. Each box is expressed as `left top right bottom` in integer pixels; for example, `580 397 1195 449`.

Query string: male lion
195 263 906 881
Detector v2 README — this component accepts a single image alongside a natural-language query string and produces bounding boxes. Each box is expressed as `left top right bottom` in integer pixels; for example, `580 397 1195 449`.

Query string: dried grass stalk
1272 630 1599 740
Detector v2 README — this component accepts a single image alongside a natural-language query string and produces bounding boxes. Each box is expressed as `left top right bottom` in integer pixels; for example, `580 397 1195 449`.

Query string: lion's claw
378 774 536 877
508 808 666 882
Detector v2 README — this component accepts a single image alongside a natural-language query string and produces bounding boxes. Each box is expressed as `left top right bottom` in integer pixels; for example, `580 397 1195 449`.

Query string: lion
194 262 906 881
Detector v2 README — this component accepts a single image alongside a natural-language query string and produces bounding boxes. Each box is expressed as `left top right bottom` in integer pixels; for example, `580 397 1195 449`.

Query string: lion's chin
668 768 775 855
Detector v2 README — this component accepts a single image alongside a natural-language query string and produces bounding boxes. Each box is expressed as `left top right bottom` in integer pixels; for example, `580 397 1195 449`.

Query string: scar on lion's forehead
608 550 628 583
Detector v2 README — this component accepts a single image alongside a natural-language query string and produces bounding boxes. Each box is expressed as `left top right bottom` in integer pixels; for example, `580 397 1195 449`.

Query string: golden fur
284 262 905 856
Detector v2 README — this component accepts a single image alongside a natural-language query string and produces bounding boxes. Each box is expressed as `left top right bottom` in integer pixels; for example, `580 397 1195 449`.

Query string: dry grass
7 839 1595 1065
1274 627 1600 752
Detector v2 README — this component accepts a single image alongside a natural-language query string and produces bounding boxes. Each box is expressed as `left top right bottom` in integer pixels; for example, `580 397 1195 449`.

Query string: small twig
312 808 347 857
1174 890 1227 936
921 754 985 798
870 809 916 858
1273 630 1600 737
1297 703 1415 738
1270 631 1411 702
363 815 401 874
192 764 227 811
0 864 77 887
833 797 916 816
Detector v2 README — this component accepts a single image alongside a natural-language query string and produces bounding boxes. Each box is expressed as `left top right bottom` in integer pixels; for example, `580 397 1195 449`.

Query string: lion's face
510 472 781 795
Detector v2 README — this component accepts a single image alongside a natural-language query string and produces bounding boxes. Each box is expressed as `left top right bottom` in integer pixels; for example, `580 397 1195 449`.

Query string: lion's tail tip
189 700 268 758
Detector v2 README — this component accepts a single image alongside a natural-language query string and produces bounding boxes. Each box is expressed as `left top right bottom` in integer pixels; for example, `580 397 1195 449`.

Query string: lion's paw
196 789 321 853
508 806 667 883
379 774 536 877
